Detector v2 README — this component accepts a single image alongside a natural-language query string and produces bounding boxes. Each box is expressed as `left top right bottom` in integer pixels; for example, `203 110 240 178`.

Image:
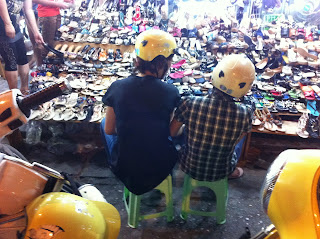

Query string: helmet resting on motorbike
25 192 120 239
211 54 255 98
261 149 320 239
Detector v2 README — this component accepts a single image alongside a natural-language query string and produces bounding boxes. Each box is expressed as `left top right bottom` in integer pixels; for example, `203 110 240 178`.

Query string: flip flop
301 85 315 100
270 90 282 98
228 167 244 179
171 59 186 69
307 100 319 116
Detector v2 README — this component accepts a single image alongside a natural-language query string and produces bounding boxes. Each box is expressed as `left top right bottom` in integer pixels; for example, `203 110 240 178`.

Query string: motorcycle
0 82 121 239
240 149 320 239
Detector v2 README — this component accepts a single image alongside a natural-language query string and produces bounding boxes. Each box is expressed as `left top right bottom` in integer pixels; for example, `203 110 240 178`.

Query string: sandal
273 115 286 132
301 85 315 100
255 109 265 131
296 113 309 138
252 111 262 126
307 100 319 116
262 107 277 131
296 102 310 113
69 45 82 59
171 59 186 69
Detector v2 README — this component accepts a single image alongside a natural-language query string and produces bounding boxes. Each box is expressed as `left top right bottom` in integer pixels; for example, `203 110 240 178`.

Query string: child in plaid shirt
170 54 255 181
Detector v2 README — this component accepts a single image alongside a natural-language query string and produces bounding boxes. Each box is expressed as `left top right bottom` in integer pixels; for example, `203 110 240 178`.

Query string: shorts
0 37 28 71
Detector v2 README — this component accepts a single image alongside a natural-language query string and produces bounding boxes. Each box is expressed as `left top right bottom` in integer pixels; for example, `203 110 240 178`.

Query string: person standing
100 30 181 195
170 54 255 181
0 0 44 94
33 0 72 65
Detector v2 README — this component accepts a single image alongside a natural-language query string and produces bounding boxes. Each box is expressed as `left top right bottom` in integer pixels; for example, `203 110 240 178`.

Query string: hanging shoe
107 49 115 62
83 47 96 62
115 49 122 62
99 49 107 62
91 47 101 61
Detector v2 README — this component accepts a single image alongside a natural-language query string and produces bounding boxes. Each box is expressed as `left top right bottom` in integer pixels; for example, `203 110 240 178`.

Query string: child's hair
134 54 174 78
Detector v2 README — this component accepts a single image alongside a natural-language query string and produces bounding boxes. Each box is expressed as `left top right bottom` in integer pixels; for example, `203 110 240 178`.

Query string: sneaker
115 49 122 62
99 49 107 62
107 49 115 62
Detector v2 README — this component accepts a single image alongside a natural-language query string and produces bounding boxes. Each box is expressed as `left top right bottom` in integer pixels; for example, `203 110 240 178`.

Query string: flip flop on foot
228 167 244 179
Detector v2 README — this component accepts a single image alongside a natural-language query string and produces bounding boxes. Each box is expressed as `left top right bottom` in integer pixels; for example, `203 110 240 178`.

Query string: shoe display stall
23 0 320 161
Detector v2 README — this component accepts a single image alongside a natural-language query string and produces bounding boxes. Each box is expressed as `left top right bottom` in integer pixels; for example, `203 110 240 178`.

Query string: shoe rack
53 41 135 55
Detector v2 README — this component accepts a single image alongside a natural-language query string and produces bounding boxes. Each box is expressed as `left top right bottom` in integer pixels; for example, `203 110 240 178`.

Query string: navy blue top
0 0 24 42
102 75 181 195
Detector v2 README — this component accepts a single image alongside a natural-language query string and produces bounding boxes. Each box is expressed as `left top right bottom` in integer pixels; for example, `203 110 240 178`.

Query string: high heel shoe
262 107 277 131
255 109 265 131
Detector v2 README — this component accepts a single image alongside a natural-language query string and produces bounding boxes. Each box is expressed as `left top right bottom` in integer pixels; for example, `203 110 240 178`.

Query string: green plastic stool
180 174 228 224
123 175 174 228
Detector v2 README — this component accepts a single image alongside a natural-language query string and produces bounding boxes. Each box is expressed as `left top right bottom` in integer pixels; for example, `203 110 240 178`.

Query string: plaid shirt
174 93 253 181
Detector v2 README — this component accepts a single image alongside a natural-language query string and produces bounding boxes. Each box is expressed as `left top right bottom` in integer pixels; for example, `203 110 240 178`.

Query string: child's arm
170 118 184 137
104 106 117 135
236 132 247 145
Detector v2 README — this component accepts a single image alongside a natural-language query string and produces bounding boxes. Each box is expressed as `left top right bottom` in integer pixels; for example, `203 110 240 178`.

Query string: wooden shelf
252 120 298 136
273 112 302 117
54 41 135 53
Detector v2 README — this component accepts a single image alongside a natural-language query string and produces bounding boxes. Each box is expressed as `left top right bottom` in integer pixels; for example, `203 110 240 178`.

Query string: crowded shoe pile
25 0 320 140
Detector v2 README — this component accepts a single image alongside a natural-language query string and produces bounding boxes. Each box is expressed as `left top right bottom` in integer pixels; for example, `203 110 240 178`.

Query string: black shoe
54 31 62 41
109 38 116 44
78 44 90 58
83 47 95 62
115 49 122 62
91 47 101 61
107 49 114 62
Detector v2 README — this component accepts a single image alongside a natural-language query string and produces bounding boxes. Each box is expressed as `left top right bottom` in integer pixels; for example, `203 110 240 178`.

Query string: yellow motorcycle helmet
261 149 320 239
211 54 255 98
24 192 120 239
135 29 177 62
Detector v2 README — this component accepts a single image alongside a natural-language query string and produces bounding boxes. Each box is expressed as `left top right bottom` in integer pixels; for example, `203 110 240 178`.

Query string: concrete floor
21 145 271 239
0 77 274 238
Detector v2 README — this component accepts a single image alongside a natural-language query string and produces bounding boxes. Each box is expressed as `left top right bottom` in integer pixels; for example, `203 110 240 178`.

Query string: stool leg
180 175 191 220
166 175 174 222
123 187 129 201
128 193 141 228
215 180 228 224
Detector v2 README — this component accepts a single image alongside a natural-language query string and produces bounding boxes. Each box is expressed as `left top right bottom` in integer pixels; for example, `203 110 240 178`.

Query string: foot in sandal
228 167 244 179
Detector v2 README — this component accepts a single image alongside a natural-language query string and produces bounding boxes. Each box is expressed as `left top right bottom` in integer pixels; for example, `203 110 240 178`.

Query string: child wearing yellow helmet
170 54 255 181
100 29 180 195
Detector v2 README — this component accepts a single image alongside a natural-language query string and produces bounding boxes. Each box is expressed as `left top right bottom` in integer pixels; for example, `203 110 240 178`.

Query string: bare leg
17 63 30 93
5 70 18 89
26 14 42 67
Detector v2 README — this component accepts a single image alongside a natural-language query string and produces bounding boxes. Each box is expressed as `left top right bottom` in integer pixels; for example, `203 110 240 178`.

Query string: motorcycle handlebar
17 80 71 117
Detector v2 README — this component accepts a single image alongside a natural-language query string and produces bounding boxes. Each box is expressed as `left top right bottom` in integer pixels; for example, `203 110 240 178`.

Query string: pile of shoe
54 0 165 45
28 74 117 123
253 107 286 133
41 44 134 76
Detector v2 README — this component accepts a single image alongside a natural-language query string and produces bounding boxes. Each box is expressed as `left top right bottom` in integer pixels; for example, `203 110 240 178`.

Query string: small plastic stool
180 174 228 224
123 175 174 228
